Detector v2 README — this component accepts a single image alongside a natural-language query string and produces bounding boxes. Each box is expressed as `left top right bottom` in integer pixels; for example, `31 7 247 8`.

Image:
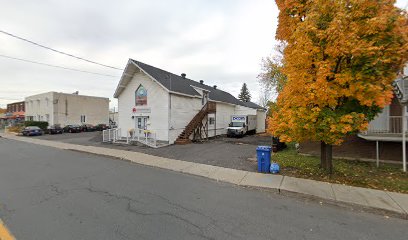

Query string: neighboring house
5 101 25 125
114 59 266 145
300 64 408 165
25 92 109 127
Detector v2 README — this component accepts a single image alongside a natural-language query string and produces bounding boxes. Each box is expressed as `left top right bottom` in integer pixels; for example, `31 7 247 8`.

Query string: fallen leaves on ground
274 144 408 193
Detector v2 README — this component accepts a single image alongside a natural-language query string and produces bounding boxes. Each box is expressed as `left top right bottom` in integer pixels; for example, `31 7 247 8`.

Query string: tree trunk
320 141 333 174
320 141 325 169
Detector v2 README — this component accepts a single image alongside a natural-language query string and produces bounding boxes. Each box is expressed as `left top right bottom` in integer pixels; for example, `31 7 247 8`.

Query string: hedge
6 125 24 133
24 121 49 130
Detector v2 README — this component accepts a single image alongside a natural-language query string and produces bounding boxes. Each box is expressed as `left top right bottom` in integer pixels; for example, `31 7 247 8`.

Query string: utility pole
403 105 407 172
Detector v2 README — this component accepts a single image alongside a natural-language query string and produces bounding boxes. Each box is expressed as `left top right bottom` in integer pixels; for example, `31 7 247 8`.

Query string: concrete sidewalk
1 133 407 219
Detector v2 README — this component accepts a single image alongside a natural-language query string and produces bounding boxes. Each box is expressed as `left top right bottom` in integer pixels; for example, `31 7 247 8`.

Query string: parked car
63 124 82 133
46 124 63 134
95 124 109 131
21 126 44 136
81 124 96 132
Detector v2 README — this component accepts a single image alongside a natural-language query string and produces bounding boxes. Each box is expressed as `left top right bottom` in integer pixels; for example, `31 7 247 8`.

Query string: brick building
7 101 25 113
5 101 25 124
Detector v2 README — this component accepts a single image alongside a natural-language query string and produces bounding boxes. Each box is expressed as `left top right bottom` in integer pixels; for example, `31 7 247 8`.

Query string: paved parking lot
34 132 274 172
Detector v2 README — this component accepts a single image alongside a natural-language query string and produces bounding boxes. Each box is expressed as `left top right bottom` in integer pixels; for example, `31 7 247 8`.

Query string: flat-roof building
25 92 109 127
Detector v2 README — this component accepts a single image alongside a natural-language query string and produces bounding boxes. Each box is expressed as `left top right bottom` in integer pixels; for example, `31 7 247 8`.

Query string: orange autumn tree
270 0 408 173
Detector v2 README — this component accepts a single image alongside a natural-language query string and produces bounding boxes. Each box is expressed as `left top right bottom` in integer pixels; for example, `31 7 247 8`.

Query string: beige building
25 92 109 126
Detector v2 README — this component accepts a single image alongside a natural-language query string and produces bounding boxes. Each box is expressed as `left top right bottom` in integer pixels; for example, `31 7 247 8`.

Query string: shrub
6 125 24 133
24 121 49 130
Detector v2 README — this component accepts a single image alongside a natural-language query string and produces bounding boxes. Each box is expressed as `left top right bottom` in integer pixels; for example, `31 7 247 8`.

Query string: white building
360 64 408 139
301 64 408 171
114 59 266 145
25 92 109 126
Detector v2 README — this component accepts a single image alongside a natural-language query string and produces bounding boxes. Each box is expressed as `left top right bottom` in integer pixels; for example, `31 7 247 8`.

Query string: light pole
403 105 407 172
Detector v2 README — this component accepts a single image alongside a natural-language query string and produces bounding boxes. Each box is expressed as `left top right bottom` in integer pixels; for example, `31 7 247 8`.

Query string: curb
1 134 407 220
277 189 407 220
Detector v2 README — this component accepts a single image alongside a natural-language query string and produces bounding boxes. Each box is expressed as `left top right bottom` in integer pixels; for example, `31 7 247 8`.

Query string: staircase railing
176 101 216 142
392 76 408 104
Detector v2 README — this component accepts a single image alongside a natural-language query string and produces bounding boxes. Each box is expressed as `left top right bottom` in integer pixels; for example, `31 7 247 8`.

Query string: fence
130 128 157 147
102 128 123 143
103 128 158 148
364 116 408 135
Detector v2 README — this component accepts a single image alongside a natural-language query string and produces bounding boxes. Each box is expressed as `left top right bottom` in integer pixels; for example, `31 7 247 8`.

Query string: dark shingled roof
131 59 264 110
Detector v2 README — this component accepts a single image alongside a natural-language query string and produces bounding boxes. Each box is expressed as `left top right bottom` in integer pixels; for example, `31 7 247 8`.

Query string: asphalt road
0 138 406 240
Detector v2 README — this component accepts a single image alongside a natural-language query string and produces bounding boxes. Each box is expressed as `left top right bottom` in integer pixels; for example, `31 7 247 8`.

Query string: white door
136 117 148 130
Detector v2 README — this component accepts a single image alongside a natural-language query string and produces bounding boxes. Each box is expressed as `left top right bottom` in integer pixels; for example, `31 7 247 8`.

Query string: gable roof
114 59 265 110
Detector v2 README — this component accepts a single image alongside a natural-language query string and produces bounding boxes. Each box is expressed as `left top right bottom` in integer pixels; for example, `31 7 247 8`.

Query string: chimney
200 80 204 84
213 85 217 89
181 73 186 79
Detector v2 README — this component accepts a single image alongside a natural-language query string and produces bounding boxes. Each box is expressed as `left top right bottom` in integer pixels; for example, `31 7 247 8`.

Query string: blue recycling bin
256 146 272 173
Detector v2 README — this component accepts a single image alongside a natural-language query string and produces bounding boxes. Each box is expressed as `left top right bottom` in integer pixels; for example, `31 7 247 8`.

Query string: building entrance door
136 116 148 130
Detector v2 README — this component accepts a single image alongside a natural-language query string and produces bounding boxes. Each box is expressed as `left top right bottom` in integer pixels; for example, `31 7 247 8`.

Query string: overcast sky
0 0 407 109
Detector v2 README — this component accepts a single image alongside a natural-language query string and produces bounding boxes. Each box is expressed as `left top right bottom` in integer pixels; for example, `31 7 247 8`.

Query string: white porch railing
102 128 125 143
360 114 408 172
103 128 162 148
363 116 408 135
130 128 157 148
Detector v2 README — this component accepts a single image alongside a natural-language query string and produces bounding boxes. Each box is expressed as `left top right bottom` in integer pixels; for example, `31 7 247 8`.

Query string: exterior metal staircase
392 76 408 104
175 102 216 144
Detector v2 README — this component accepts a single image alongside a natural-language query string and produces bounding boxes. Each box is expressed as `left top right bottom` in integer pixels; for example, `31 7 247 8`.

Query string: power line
0 29 123 70
0 54 120 78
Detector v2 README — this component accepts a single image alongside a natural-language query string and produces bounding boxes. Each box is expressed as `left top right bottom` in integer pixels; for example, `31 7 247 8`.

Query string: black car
21 126 44 136
47 124 63 134
81 124 96 132
95 124 109 131
63 124 82 133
